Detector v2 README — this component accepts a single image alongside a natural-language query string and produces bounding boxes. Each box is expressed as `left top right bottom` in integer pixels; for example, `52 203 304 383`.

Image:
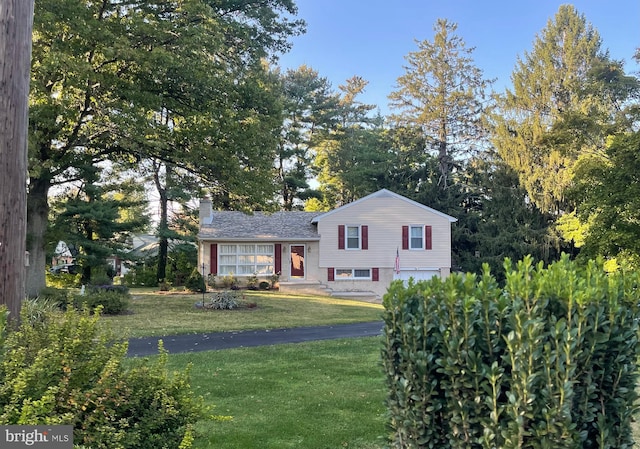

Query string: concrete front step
278 281 332 296
278 281 380 303
330 291 380 303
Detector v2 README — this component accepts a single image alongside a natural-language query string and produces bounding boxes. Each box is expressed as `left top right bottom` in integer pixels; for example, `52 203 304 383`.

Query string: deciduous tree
27 0 303 296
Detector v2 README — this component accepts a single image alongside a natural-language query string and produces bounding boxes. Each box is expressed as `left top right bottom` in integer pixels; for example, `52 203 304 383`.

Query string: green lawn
111 290 388 448
165 337 387 449
103 289 384 338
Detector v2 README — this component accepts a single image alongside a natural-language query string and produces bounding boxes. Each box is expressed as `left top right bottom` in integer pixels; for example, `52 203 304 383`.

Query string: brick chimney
199 197 213 225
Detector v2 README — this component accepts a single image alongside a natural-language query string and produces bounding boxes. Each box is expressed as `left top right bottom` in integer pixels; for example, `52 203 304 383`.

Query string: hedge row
382 255 640 449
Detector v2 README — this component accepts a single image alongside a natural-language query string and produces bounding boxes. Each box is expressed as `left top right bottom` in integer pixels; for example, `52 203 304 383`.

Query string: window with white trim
346 226 360 249
335 268 371 279
218 244 274 275
410 225 423 249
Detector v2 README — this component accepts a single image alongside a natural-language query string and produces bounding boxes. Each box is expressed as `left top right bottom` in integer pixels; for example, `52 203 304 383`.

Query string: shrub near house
382 255 640 448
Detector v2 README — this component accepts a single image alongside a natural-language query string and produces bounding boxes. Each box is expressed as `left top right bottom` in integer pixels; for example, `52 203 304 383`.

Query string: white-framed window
346 225 360 249
410 225 423 249
335 268 371 280
218 244 274 275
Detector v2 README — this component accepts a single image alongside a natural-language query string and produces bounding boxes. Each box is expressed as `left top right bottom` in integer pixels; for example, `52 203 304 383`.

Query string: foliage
37 287 71 309
269 272 280 289
73 288 131 315
572 131 640 266
49 168 149 285
456 153 563 278
45 271 81 289
166 244 199 287
389 18 492 190
491 5 611 214
205 291 242 310
276 65 339 209
382 255 640 449
0 307 206 448
247 273 259 290
259 281 271 290
122 266 158 288
313 77 385 206
27 0 304 297
20 298 62 325
220 274 238 289
185 268 205 293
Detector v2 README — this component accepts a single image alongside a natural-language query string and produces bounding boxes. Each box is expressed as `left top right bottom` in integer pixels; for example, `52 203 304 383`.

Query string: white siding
317 196 453 271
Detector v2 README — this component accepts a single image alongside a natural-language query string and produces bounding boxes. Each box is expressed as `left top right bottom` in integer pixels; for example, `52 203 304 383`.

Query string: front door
290 245 305 278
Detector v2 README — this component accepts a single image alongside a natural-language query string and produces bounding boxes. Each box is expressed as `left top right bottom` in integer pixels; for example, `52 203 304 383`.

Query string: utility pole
0 0 35 322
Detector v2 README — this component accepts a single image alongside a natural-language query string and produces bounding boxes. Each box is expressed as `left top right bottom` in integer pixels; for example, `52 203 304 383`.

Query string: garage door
395 270 440 282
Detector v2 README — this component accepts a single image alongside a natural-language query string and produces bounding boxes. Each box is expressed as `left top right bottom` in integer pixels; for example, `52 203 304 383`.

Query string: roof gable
312 189 457 223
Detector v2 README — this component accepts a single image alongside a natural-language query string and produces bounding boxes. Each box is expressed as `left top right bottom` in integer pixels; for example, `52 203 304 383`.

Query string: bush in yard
185 268 205 293
122 265 158 287
37 286 71 309
206 290 241 310
73 286 131 315
0 305 206 448
381 254 640 449
46 270 81 289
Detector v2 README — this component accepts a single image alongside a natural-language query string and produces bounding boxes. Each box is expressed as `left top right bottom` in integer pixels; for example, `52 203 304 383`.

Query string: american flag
395 248 400 274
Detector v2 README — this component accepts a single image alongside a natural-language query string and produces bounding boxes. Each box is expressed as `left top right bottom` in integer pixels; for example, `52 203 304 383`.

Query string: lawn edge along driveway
127 321 384 357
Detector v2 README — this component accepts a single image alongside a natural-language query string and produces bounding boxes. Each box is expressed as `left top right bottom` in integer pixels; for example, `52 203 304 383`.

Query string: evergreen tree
388 18 492 190
491 5 609 215
314 77 387 206
50 166 148 284
461 153 561 278
276 65 339 209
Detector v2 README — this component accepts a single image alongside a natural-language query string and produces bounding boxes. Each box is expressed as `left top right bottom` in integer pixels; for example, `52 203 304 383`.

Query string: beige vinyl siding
317 196 452 270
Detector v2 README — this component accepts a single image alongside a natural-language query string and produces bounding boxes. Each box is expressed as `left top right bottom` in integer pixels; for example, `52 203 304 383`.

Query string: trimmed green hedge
382 255 640 449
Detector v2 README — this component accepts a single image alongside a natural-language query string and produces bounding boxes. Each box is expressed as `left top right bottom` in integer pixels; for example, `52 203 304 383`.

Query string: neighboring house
113 234 196 276
197 189 457 299
51 241 75 267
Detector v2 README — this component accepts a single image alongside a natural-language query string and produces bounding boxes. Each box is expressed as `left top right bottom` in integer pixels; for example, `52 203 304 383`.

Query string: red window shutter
425 225 432 250
338 225 345 249
328 267 334 281
402 226 409 250
210 243 218 274
361 225 368 250
372 267 379 281
274 243 282 274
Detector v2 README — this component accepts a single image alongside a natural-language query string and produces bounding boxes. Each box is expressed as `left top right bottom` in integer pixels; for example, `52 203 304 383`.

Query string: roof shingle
198 211 321 240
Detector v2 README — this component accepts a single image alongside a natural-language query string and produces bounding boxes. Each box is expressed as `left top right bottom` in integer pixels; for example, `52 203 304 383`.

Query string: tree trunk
154 163 169 283
0 0 35 321
26 176 50 298
157 193 168 283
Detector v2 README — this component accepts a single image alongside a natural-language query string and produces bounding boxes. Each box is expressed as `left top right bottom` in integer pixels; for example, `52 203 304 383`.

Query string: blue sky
277 1 639 113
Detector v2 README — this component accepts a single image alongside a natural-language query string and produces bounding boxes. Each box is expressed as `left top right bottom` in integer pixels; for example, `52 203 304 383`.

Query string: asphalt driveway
127 321 385 357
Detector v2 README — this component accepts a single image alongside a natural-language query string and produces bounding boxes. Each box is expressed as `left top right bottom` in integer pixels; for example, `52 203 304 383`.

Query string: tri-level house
197 189 457 299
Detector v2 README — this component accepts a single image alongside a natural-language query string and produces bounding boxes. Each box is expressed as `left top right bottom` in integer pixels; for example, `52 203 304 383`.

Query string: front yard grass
165 336 387 449
103 289 383 338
